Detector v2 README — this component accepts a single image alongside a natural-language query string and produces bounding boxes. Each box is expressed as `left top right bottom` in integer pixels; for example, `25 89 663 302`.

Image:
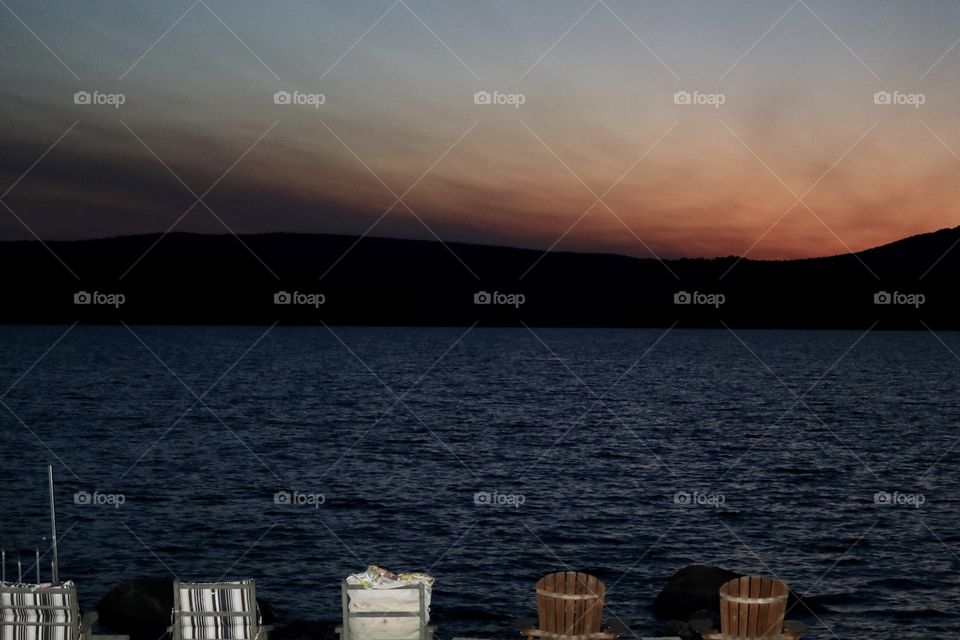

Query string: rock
687 608 718 624
96 578 280 637
686 608 718 635
96 578 172 636
651 565 741 620
656 619 689 636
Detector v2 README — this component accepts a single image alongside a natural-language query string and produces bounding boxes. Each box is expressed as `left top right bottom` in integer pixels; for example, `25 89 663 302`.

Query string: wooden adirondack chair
520 572 620 640
704 576 805 639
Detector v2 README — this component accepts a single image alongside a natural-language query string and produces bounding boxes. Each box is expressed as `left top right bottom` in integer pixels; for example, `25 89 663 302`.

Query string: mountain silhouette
2 227 958 328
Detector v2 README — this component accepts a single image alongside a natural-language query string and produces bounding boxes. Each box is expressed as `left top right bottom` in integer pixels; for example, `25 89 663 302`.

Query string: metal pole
2 549 5 584
48 465 59 583
35 549 40 583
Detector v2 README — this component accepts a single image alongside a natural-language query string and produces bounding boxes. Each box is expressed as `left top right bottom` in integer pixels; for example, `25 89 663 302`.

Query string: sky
1 0 959 259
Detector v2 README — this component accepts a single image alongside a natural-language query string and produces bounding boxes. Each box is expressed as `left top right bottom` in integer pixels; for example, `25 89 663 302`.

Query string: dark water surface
1 326 958 639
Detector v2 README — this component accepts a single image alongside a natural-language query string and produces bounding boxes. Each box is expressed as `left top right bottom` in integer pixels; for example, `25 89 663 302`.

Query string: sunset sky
1 0 959 259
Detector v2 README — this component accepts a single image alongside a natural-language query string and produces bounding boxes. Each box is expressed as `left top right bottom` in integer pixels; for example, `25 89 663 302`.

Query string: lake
0 326 957 639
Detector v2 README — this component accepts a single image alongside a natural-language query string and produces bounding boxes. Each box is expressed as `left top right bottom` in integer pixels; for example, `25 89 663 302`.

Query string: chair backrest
0 581 82 640
172 580 259 640
535 572 607 639
719 576 788 638
341 581 429 640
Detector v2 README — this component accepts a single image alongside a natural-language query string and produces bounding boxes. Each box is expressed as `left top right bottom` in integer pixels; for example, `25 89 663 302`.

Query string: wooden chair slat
747 576 761 636
717 576 793 639
756 577 771 637
531 572 612 640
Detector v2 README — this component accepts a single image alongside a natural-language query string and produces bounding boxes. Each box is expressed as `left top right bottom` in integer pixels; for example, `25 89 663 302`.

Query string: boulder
651 565 741 620
96 578 279 637
656 619 689 636
96 578 172 636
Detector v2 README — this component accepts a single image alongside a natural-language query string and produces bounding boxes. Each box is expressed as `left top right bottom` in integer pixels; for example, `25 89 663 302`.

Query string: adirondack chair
519 572 621 640
703 576 805 639
0 581 97 640
170 580 270 640
336 580 434 640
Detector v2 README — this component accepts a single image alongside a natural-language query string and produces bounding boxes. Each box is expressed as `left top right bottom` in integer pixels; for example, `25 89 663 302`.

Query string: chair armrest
80 611 98 640
260 625 274 640
335 625 343 638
